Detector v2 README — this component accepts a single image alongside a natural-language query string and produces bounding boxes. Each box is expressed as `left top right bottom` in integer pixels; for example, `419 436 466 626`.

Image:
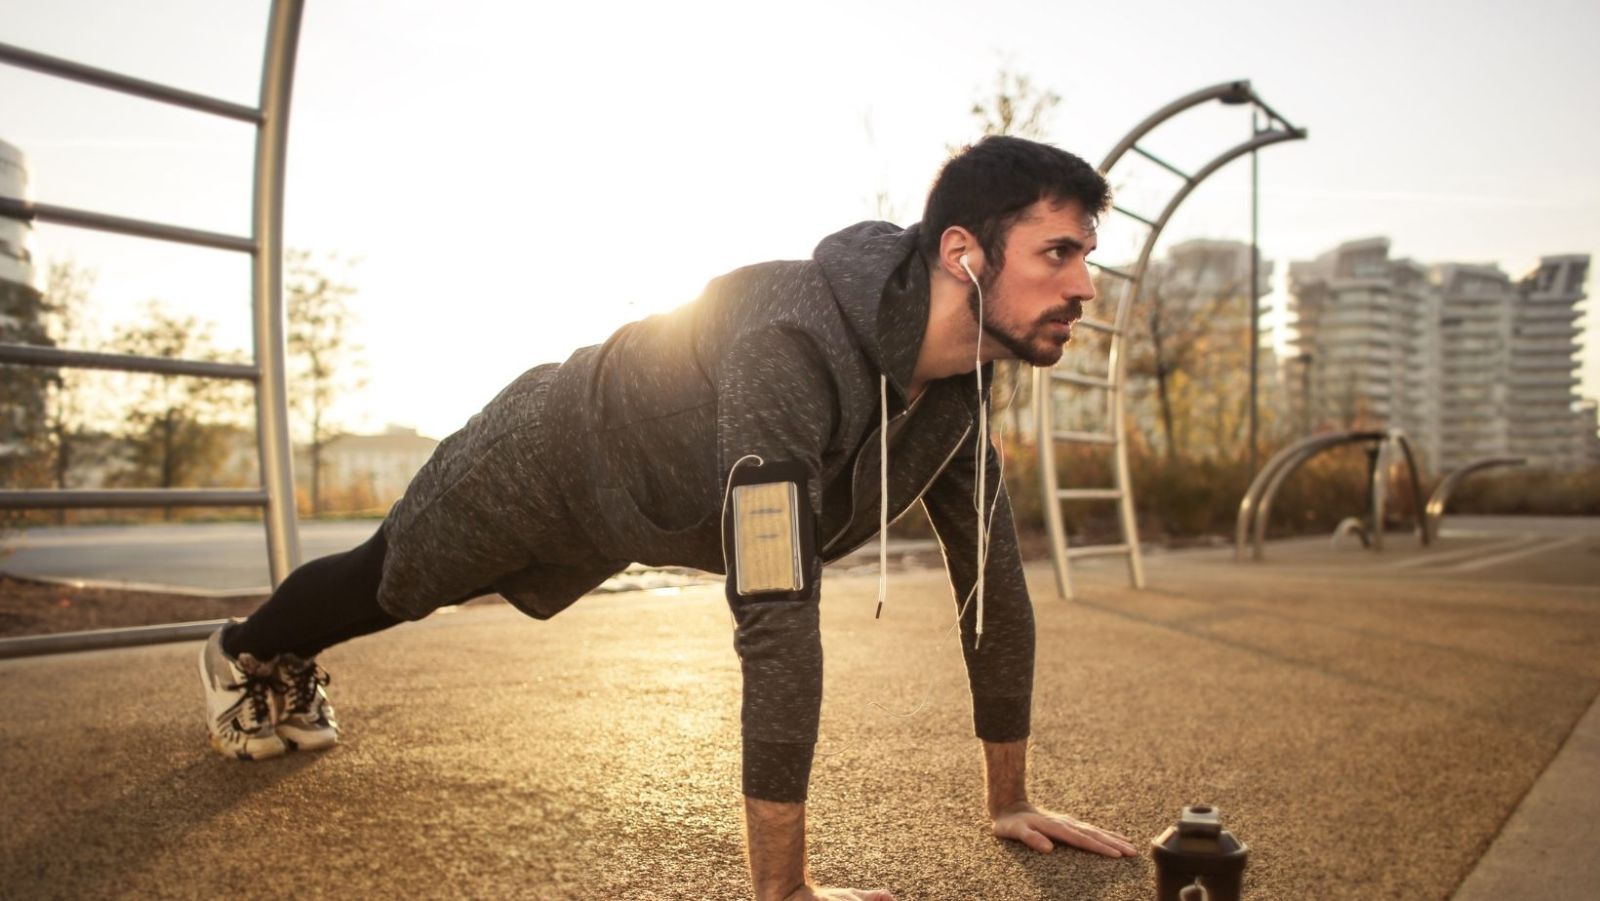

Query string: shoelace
227 672 277 725
280 662 330 715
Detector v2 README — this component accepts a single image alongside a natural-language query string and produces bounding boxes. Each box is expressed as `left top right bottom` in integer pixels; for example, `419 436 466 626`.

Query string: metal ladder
0 1 307 655
1033 80 1307 599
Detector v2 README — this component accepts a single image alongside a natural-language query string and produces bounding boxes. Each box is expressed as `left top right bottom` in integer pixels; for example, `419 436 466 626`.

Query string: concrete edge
1450 683 1600 900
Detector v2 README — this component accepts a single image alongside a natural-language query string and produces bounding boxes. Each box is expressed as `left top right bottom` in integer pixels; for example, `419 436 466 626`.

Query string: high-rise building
0 138 35 288
1 137 50 479
1289 238 1591 473
1434 263 1515 471
1287 238 1440 466
1509 255 1589 467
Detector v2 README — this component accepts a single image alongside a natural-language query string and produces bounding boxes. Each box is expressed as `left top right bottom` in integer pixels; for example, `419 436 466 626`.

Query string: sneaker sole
208 732 287 761
279 732 339 752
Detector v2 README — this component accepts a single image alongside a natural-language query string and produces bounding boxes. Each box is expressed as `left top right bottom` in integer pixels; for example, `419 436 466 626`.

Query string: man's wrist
745 796 808 901
982 739 1030 818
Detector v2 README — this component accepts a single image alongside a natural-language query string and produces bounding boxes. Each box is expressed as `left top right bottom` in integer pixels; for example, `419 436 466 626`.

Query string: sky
3 0 1597 441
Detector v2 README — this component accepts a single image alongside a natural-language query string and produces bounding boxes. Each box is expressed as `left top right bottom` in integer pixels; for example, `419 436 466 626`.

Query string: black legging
223 527 404 660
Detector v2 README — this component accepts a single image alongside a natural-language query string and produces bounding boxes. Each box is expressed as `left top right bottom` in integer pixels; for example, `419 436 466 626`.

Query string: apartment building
1 137 48 476
1434 263 1514 471
1289 239 1591 473
1509 255 1589 467
1288 238 1441 466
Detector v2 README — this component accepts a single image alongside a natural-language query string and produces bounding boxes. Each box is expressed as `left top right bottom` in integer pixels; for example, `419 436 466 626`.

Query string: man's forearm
983 739 1029 817
744 796 807 901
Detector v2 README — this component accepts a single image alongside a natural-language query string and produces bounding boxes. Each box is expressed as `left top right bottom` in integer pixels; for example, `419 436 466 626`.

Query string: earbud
958 253 974 282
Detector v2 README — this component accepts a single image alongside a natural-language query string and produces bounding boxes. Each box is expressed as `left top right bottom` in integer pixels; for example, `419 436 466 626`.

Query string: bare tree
967 65 1062 440
112 302 249 517
1125 247 1253 461
40 261 101 503
0 266 53 535
969 68 1061 142
286 250 364 517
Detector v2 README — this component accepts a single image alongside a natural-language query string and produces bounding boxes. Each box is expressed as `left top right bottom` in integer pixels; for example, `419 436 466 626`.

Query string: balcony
1515 323 1580 339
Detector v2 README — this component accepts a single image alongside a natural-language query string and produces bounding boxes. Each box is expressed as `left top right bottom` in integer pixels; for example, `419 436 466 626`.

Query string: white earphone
954 249 990 648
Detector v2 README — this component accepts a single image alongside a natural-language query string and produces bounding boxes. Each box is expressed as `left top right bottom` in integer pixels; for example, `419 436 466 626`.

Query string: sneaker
198 623 287 760
275 653 339 751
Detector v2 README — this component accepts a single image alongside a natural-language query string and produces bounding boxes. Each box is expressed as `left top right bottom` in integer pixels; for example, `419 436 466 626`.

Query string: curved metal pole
253 0 306 587
1098 80 1253 172
1036 82 1307 596
1235 430 1381 559
1392 432 1429 546
1370 433 1394 551
1251 431 1385 560
1034 380 1072 599
1426 456 1526 538
1102 128 1311 581
1369 430 1429 551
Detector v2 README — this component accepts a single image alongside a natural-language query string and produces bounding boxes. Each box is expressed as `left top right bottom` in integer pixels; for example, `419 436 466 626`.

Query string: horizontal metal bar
1051 371 1115 390
1052 430 1117 446
1111 204 1157 229
0 489 269 510
0 619 229 660
1065 543 1131 559
0 342 259 380
1130 144 1195 183
1075 317 1119 335
0 40 262 124
1090 261 1136 281
1058 488 1122 501
0 196 255 253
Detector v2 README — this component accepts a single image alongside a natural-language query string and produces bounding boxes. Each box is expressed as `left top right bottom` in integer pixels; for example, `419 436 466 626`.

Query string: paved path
4 515 1595 593
2 526 1596 900
0 520 382 592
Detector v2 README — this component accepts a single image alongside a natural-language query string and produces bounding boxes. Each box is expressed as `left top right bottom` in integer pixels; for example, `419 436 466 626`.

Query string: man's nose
1068 262 1097 304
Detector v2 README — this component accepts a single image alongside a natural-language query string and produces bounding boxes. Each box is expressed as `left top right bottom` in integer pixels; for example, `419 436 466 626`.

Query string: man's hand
990 801 1139 858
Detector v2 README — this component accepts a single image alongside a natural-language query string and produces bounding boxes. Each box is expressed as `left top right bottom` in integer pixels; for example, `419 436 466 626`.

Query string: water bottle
1150 804 1249 901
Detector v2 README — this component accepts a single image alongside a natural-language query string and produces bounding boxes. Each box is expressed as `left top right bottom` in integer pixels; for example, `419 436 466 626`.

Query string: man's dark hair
918 135 1110 268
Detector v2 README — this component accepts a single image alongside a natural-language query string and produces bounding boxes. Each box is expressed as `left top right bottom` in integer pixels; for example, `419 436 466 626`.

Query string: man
198 135 1139 900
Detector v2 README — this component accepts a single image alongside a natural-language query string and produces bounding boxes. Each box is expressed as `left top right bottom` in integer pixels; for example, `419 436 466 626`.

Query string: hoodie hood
813 221 929 407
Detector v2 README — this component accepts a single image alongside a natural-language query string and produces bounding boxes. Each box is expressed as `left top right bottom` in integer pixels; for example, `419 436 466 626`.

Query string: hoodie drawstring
875 375 889 618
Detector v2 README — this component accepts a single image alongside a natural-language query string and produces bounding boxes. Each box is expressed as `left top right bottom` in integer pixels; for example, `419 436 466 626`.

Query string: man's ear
938 226 982 282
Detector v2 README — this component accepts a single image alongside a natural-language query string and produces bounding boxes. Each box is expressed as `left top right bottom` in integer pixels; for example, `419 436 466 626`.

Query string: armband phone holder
723 459 816 605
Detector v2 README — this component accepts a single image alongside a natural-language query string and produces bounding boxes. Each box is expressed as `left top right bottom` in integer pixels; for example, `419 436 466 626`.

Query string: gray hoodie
379 221 1035 802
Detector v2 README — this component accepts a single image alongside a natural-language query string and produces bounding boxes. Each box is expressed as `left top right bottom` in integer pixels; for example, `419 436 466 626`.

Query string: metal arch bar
0 40 263 124
1111 204 1157 229
0 196 255 253
1234 430 1384 560
1366 429 1429 552
0 620 233 660
1250 432 1384 560
1129 145 1195 184
1250 97 1299 134
1104 126 1309 576
1387 430 1430 547
1036 89 1308 597
1090 261 1136 281
1033 368 1073 599
0 342 259 380
1425 456 1526 539
0 489 268 510
253 0 306 588
1099 80 1255 172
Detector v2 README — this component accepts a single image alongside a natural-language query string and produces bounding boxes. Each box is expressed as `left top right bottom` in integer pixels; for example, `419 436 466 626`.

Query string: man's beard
967 277 1081 367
